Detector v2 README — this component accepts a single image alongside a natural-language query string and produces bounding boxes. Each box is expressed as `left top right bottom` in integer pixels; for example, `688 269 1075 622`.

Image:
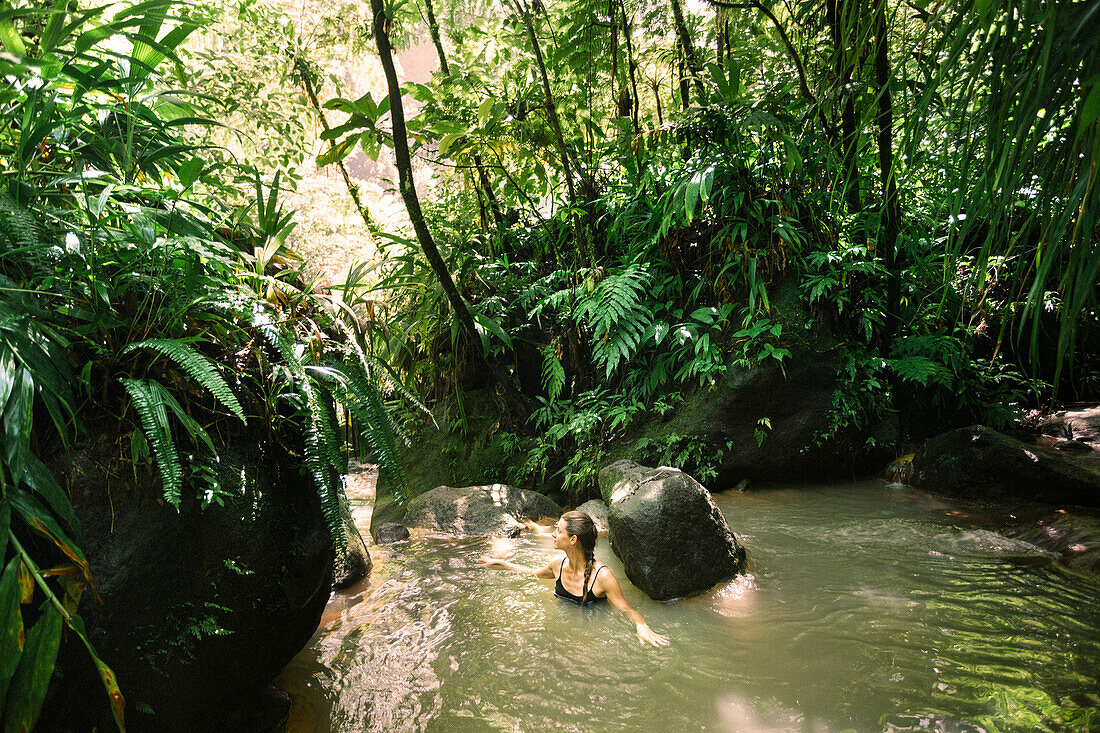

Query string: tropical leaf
541 345 565 402
0 556 24 707
2 601 62 733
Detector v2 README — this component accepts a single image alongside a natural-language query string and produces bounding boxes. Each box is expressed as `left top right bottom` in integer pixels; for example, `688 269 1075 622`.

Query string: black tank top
554 558 606 605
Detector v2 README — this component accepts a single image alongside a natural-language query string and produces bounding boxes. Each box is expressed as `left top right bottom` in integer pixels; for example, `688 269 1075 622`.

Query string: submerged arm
596 569 669 647
479 556 556 579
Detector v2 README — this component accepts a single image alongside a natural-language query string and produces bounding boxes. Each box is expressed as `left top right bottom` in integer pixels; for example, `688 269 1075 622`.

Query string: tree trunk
510 0 578 206
828 0 861 214
670 0 705 103
620 0 641 135
421 0 505 233
874 0 900 339
293 57 380 233
369 0 527 418
423 0 450 76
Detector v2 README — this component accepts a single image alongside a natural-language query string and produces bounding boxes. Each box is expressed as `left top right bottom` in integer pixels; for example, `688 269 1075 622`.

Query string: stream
276 481 1100 731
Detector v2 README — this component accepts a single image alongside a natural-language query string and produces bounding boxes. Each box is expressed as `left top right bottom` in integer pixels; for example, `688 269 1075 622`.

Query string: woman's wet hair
561 510 597 603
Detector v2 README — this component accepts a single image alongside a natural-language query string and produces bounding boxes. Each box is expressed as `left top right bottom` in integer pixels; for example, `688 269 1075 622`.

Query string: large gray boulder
599 460 746 600
404 484 561 536
912 425 1100 507
1038 404 1100 446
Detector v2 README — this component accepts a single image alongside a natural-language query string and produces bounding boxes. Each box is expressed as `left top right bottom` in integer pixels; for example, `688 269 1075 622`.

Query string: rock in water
912 425 1100 507
576 499 609 532
376 522 411 543
599 460 746 601
333 512 372 589
403 484 561 536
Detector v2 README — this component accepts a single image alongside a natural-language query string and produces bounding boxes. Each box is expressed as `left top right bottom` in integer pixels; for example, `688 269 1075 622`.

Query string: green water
279 482 1100 731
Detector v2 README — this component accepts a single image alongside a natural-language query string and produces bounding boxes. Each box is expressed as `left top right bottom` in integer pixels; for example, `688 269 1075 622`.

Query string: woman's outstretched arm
478 556 556 579
595 568 670 647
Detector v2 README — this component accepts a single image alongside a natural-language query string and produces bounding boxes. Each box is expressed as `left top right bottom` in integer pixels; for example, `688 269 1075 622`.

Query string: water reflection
279 481 1100 732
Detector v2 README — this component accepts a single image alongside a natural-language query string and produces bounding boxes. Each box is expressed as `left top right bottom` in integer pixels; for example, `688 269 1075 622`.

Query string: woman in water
479 510 669 647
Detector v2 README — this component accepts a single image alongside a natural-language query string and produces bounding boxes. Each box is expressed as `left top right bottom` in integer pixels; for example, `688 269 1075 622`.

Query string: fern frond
541 344 565 402
579 264 654 378
887 355 953 387
124 338 246 423
333 316 431 420
0 190 46 254
338 370 407 503
121 377 183 507
300 378 348 552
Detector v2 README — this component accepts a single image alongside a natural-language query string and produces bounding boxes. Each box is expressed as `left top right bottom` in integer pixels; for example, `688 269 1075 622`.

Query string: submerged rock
912 425 1100 507
403 484 561 536
575 499 609 532
599 460 746 601
1008 511 1100 574
40 432 332 733
376 522 411 543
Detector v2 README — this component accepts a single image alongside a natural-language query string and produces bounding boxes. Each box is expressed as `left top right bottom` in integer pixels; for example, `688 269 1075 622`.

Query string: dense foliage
0 0 1097 726
0 1 401 727
322 0 1098 495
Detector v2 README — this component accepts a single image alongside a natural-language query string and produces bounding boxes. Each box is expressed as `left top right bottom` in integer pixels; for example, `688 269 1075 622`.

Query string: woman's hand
478 556 505 568
635 623 669 647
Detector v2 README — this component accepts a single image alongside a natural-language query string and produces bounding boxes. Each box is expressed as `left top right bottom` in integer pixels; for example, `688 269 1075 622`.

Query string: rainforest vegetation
0 0 1097 727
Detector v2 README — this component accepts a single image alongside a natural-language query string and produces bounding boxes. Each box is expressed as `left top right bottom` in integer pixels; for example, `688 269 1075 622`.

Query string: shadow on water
277 481 1100 732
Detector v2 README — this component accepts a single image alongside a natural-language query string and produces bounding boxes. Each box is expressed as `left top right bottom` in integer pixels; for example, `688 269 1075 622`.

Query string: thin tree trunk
475 153 505 230
423 0 450 75
620 0 641 135
670 0 705 103
370 0 527 417
421 0 504 232
874 0 900 339
651 75 664 126
510 0 578 207
828 0 860 214
678 56 690 110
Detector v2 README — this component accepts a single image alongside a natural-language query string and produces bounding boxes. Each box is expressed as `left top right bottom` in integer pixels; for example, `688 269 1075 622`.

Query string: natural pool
277 481 1100 731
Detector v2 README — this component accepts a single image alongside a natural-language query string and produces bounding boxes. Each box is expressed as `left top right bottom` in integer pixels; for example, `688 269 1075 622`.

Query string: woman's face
552 519 573 551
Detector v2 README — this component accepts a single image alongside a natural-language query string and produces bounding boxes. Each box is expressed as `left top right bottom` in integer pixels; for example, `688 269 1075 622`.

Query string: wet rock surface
1038 404 1100 446
376 522 411 543
403 484 561 536
599 460 745 601
575 499 609 532
912 425 1100 507
333 513 372 589
638 352 896 490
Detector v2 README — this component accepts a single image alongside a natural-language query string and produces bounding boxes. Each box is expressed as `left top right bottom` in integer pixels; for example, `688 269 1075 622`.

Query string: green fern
333 367 407 503
252 311 350 549
300 378 347 547
0 190 47 256
541 344 565 402
124 338 246 423
887 355 953 388
121 377 183 507
578 264 654 378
